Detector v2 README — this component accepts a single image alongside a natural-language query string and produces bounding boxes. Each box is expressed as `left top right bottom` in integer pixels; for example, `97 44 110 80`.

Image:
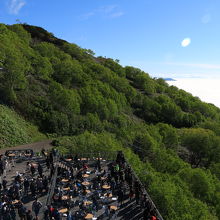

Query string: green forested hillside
1 23 220 219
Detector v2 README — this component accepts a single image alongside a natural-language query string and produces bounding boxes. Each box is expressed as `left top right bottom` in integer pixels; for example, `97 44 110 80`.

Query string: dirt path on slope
0 139 53 154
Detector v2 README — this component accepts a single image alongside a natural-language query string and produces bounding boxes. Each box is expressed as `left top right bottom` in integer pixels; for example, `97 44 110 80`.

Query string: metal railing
46 155 59 206
121 152 164 220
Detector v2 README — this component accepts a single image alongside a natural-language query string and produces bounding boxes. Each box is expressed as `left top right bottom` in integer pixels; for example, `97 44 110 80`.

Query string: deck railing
46 155 59 206
120 152 164 220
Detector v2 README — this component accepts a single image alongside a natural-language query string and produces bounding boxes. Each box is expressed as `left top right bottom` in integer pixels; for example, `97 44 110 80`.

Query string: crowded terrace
0 148 162 220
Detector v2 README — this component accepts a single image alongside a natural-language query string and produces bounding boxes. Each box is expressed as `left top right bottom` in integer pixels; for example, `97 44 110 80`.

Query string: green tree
156 123 179 150
180 128 219 167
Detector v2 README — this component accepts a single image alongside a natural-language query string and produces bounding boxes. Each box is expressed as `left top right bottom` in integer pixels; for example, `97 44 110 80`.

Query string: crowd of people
0 149 161 220
0 149 56 220
44 152 159 220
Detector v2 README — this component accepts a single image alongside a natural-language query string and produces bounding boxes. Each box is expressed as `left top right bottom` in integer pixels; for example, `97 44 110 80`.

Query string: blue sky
0 0 220 78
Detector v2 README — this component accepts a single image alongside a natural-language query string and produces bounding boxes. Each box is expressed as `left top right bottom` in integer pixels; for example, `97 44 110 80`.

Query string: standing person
43 176 48 192
36 177 44 194
110 208 117 219
32 198 42 219
0 156 5 177
96 158 101 172
2 178 7 191
117 188 124 206
46 157 50 169
38 163 43 178
9 204 16 220
104 205 110 217
0 175 2 191
24 178 30 196
140 194 147 208
17 202 27 220
135 188 140 205
30 180 36 197
26 210 33 220
43 206 51 220
50 165 55 179
49 152 53 165
2 203 11 220
135 181 140 205
74 154 78 164
31 164 36 176
129 188 134 201
26 162 31 173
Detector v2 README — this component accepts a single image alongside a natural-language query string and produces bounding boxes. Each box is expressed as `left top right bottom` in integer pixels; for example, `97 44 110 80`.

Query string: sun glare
181 38 191 47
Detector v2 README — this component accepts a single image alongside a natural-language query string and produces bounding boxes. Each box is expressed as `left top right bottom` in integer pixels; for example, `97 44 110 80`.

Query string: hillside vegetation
0 104 46 148
1 23 220 219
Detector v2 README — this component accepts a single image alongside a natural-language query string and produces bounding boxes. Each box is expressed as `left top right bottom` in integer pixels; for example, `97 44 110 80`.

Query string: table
104 193 112 198
102 185 111 189
8 154 16 157
25 154 31 157
96 158 102 160
80 158 87 161
63 187 70 191
82 181 90 186
59 208 68 213
61 195 69 200
85 213 93 219
61 179 69 183
83 174 90 178
84 201 93 205
12 200 19 204
65 158 72 162
110 206 118 211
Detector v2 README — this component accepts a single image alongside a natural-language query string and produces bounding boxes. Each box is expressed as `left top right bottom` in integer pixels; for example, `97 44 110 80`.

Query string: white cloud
110 12 124 18
181 38 191 47
80 5 124 20
80 12 95 20
8 0 26 15
201 14 211 24
99 5 117 14
164 62 220 70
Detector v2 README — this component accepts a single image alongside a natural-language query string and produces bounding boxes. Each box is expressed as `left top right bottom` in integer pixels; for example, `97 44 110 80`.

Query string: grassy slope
0 104 46 148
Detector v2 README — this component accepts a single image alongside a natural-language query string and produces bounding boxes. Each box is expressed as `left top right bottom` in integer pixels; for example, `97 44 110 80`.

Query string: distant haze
167 78 220 108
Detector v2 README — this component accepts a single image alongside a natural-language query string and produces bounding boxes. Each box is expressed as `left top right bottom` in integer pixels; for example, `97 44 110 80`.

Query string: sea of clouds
167 78 220 108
